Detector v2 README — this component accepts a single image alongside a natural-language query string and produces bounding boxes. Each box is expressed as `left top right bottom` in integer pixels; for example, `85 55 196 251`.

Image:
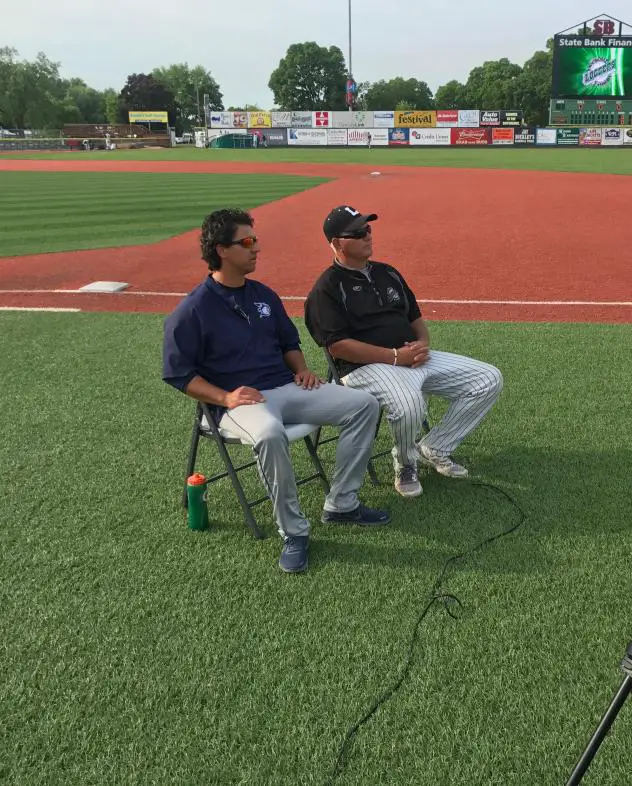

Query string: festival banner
394 110 436 127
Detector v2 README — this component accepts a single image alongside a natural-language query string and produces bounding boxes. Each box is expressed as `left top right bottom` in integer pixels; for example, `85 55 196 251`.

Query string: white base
77 281 129 293
369 171 382 177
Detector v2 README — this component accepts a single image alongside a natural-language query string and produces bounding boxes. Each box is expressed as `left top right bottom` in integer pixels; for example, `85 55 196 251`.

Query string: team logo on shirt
255 301 272 317
385 286 400 304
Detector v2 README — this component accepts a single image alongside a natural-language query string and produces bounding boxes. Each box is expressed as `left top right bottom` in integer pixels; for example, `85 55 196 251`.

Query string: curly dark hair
200 209 254 271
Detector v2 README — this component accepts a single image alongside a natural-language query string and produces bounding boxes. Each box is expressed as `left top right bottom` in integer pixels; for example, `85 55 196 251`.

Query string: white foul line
0 306 81 312
0 289 630 307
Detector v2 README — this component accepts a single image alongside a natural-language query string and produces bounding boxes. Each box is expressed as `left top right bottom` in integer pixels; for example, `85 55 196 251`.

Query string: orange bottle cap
187 473 207 486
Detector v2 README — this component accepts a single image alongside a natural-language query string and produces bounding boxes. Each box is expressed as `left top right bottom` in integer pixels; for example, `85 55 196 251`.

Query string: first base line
0 289 630 307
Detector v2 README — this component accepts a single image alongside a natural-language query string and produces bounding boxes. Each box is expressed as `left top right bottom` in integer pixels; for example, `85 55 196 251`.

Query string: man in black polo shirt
163 208 390 574
304 205 503 498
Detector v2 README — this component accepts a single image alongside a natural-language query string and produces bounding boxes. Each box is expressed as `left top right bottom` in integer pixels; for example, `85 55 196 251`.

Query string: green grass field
1 150 631 784
0 172 328 256
1 313 631 786
3 145 632 174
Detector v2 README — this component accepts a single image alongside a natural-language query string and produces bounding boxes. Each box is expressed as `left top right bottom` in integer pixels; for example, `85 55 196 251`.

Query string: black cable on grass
324 480 527 786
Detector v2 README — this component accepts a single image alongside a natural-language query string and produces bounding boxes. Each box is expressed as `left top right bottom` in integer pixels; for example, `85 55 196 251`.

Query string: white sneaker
394 465 423 497
418 444 469 478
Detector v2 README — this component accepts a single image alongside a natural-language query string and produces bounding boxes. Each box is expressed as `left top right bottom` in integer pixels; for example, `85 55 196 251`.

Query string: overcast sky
5 1 632 106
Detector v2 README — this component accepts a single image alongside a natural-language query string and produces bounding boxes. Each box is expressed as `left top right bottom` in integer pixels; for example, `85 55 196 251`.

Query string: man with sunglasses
304 205 503 498
163 209 390 574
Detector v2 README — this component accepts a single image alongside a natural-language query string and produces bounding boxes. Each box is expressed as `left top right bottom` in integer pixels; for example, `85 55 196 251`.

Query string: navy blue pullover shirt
163 277 300 413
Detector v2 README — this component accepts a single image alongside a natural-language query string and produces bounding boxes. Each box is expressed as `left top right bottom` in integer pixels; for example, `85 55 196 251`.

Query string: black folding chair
315 348 430 485
183 402 330 540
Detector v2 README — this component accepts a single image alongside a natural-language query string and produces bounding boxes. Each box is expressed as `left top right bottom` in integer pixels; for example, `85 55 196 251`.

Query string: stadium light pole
348 0 352 77
348 0 353 110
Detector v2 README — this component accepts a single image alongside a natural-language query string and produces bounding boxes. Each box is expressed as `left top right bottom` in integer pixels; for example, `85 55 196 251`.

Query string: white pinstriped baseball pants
342 350 503 469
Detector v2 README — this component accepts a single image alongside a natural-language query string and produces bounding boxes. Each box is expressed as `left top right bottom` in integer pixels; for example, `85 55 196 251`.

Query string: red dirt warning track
0 158 630 322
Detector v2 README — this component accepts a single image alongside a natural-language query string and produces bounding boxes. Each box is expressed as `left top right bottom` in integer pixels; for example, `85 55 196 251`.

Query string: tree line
1 36 556 132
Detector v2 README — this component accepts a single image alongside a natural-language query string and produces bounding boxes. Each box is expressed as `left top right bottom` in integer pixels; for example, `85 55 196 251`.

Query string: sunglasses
339 225 372 240
227 235 258 249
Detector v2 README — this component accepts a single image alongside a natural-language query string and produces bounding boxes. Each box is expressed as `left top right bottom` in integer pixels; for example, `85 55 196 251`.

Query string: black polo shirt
305 260 422 376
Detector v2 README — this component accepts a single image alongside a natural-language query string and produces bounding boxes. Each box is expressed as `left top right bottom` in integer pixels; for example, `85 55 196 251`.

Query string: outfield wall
207 126 632 148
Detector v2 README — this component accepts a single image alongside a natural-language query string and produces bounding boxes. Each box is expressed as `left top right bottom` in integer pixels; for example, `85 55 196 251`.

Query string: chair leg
303 435 330 494
214 437 266 540
367 459 381 486
183 421 201 508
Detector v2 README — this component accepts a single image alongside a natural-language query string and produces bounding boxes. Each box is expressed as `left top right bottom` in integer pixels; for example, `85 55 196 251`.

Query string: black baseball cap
323 205 378 242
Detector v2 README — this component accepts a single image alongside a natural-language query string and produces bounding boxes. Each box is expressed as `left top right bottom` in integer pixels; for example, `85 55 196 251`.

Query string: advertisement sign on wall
458 109 480 127
536 128 557 145
557 128 580 145
209 111 234 128
436 110 459 127
326 128 348 145
624 128 632 145
348 128 389 146
247 111 272 128
500 110 523 126
128 111 168 123
332 111 374 128
579 127 603 146
553 36 632 97
601 127 623 145
514 127 536 145
451 127 491 145
388 128 409 145
271 112 292 127
312 111 330 127
394 110 436 127
287 128 327 145
372 111 394 127
409 128 451 145
479 110 501 126
491 128 515 145
260 129 287 146
233 111 247 128
290 111 312 127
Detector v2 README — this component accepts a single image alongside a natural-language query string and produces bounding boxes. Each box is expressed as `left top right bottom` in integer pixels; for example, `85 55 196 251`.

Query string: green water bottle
187 473 210 531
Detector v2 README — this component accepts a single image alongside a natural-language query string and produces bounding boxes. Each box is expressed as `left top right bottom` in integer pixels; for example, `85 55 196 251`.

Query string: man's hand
294 369 323 390
397 341 430 368
224 386 266 409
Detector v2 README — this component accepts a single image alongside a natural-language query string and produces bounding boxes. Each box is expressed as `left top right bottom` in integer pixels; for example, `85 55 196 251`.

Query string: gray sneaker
418 444 469 478
395 465 423 497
